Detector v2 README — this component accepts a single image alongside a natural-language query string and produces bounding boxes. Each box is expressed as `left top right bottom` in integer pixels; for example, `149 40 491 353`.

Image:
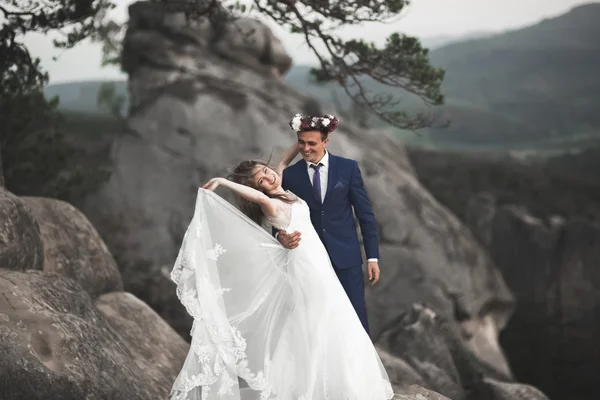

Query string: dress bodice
265 191 309 233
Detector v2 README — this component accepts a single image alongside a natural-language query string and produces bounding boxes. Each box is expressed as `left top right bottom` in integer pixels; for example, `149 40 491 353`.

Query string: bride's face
252 165 280 193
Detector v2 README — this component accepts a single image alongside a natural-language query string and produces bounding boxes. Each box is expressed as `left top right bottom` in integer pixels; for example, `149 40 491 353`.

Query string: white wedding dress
170 188 394 400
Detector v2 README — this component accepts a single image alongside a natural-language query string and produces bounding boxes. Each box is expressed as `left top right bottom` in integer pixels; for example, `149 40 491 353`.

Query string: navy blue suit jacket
280 154 379 269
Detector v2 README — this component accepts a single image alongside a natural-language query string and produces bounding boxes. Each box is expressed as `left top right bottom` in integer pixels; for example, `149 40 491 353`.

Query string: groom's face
297 130 328 164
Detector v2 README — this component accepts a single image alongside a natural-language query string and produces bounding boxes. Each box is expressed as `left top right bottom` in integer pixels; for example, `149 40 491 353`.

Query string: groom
276 114 380 334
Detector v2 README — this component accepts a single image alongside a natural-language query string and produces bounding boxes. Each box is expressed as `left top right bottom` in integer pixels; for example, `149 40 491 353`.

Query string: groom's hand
367 261 380 286
277 231 301 249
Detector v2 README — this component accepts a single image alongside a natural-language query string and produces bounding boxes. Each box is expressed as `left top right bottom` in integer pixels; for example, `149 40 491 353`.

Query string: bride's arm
202 178 278 218
276 143 300 176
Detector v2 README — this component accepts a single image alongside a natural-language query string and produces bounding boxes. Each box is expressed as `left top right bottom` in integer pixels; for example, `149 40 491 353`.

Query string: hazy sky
21 0 597 83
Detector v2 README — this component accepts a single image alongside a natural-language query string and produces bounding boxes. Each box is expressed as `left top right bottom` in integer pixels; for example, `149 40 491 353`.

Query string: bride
169 121 393 400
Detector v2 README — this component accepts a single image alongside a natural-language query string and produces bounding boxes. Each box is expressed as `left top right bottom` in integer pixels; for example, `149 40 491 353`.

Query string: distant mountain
426 3 600 146
45 4 600 151
420 31 494 50
285 3 600 149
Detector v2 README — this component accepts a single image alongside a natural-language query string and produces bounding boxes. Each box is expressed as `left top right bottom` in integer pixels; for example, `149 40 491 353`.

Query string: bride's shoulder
264 195 296 229
271 192 298 209
283 190 300 201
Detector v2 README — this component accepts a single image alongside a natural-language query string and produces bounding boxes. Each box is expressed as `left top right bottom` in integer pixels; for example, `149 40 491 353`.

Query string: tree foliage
0 87 110 200
0 0 113 199
97 81 126 119
330 89 370 129
98 0 445 130
253 0 444 129
0 0 116 49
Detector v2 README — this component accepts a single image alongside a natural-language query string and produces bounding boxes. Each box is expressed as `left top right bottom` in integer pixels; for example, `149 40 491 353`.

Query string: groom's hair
297 129 329 142
227 160 295 225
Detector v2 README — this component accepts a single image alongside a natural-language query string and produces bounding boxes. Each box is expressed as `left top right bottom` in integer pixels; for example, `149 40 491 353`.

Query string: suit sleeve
349 160 380 261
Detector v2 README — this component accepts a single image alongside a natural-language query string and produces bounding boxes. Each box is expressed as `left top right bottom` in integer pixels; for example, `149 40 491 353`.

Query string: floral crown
289 113 339 134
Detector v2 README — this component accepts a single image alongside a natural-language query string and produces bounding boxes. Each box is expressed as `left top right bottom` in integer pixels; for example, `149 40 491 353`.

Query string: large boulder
22 196 123 298
466 193 600 400
377 304 549 400
78 0 516 383
0 270 188 400
0 186 188 399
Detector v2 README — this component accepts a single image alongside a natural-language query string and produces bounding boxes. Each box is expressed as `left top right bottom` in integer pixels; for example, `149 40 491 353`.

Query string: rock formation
377 304 549 400
466 193 600 400
0 187 188 399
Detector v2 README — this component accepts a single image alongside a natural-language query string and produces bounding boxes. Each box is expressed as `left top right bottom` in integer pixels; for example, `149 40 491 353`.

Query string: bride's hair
228 160 295 225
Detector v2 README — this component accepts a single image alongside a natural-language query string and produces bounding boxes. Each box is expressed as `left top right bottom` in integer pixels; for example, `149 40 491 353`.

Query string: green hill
285 3 600 151
427 3 600 147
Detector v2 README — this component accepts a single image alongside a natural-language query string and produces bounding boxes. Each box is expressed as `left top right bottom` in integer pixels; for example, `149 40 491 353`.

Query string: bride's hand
202 177 224 191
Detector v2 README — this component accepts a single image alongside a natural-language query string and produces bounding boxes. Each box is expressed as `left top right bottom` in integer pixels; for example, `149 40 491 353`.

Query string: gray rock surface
466 192 600 400
393 385 452 400
376 304 549 400
78 1 517 385
23 196 123 298
0 186 188 399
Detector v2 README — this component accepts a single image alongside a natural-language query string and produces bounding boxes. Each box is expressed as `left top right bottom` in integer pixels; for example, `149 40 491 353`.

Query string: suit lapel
323 153 338 205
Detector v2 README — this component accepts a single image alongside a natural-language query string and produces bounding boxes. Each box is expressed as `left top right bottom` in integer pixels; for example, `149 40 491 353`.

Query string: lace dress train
170 189 393 400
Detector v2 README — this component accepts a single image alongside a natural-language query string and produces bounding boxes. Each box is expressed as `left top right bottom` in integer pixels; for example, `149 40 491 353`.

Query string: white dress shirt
306 151 329 203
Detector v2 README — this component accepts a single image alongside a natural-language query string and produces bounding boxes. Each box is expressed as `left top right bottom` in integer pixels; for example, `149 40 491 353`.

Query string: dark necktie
310 163 323 204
